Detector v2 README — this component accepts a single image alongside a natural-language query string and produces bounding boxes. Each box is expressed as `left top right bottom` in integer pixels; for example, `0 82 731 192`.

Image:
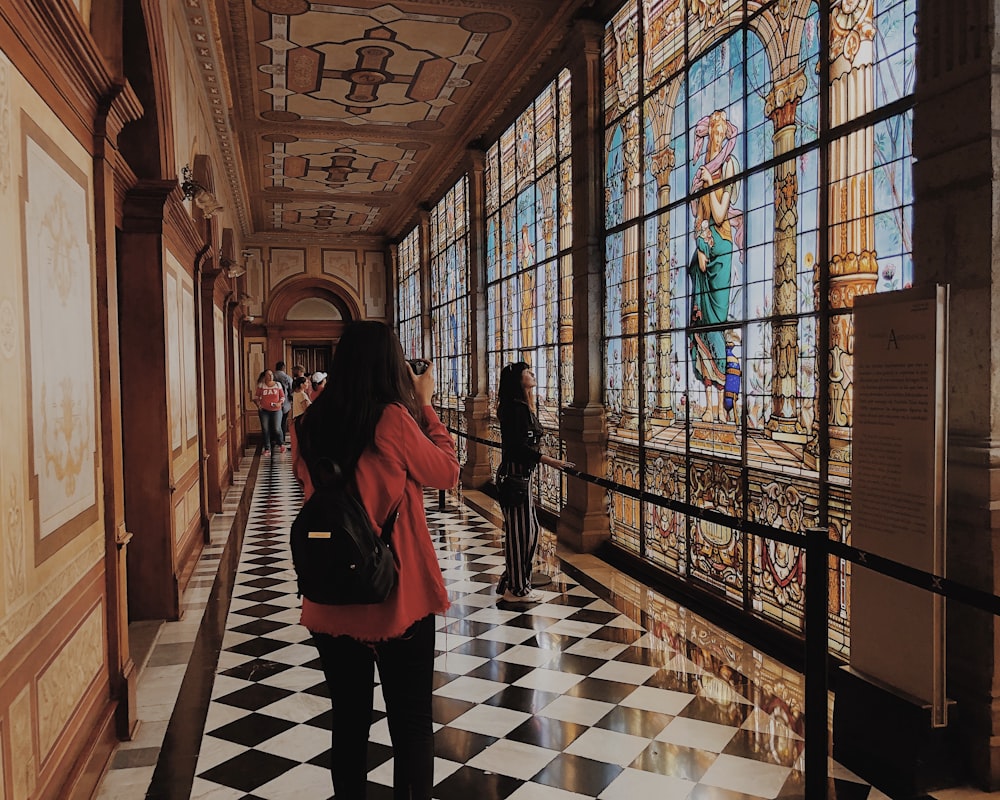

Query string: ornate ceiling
208 0 595 242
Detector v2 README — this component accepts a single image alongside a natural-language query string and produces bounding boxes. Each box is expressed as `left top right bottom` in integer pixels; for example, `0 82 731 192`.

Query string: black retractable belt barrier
805 527 830 795
445 427 1000 795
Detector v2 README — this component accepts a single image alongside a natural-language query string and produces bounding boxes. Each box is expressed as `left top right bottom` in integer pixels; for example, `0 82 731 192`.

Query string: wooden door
291 344 332 374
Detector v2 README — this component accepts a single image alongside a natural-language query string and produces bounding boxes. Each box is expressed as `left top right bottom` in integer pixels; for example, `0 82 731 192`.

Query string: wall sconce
180 164 224 218
219 256 246 279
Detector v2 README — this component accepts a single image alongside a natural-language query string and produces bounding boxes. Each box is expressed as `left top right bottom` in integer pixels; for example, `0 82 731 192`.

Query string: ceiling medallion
459 12 512 33
261 110 301 122
253 0 310 15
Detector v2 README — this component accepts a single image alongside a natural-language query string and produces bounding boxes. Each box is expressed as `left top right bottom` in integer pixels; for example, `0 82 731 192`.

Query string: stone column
765 71 808 442
913 0 1000 785
561 19 610 552
462 149 493 489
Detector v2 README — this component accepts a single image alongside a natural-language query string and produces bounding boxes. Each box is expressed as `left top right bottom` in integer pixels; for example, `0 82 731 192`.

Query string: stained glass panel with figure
604 0 914 654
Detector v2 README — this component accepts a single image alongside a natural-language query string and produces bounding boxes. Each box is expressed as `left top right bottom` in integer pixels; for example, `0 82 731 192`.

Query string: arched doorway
259 277 359 384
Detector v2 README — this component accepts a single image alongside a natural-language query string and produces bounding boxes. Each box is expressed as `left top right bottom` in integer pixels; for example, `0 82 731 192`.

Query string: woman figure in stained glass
688 109 742 422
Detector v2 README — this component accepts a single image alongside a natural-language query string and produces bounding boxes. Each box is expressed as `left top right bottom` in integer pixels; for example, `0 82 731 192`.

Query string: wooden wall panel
0 565 108 800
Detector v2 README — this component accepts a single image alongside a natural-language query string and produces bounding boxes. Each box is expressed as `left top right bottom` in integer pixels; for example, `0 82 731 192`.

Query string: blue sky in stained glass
798 5 821 146
745 30 772 169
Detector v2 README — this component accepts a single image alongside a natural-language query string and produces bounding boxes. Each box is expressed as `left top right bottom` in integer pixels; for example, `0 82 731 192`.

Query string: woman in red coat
294 321 458 800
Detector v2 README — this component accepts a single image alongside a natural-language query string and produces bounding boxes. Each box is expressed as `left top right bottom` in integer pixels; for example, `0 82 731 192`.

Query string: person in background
310 370 328 399
495 361 573 603
274 361 293 442
294 321 458 800
289 376 311 483
292 363 311 399
253 369 285 456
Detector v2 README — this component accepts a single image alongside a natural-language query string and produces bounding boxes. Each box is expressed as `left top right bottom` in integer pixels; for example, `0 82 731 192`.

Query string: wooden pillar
200 263 226 514
94 82 143 739
226 297 243 479
119 180 181 621
560 19 610 552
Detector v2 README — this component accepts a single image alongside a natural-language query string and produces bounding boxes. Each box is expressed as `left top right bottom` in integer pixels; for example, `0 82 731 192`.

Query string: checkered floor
186 451 890 800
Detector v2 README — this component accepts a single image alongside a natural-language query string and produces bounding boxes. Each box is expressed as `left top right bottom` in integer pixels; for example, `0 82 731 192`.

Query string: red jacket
298 403 459 640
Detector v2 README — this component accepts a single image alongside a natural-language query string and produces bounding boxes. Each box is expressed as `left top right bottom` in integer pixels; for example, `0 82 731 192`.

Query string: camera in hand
408 359 429 375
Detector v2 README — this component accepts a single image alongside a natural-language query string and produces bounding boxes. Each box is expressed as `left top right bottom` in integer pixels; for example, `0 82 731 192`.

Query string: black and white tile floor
98 449 964 799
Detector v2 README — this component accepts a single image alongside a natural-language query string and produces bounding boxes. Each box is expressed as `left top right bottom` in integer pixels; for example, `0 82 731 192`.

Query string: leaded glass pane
486 143 499 212
516 113 535 190
643 0 685 91
536 82 557 173
689 459 743 601
643 82 686 214
872 111 913 292
828 485 852 656
798 5 821 147
605 2 639 122
748 472 818 632
608 441 641 554
644 452 687 575
396 226 421 358
500 126 517 203
558 69 572 158
745 31 773 169
606 119 628 229
875 0 917 106
689 0 744 60
559 158 572 250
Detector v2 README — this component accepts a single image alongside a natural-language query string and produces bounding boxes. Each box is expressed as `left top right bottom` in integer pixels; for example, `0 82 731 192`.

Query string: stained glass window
396 226 422 360
486 70 573 512
428 178 470 464
603 0 915 654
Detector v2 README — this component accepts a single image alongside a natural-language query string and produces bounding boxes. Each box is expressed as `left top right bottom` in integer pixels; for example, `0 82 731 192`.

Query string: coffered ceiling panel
213 0 595 240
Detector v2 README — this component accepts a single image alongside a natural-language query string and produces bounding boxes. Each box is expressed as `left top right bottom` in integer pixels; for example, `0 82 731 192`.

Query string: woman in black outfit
496 362 573 603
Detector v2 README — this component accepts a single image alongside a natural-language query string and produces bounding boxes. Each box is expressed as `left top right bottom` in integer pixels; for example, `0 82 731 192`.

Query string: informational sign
851 284 948 725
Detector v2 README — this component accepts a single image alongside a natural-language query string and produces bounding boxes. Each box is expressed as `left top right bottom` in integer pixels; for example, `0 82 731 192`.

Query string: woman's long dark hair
299 321 424 474
496 361 530 422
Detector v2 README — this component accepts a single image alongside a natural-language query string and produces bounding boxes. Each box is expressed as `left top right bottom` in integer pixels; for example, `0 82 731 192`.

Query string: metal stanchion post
805 526 830 797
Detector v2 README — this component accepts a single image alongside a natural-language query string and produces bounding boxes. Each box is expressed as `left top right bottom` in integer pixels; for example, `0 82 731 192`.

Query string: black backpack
289 457 402 605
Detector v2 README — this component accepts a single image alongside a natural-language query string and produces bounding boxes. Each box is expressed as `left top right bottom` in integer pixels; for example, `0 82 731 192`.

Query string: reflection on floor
95 448 975 799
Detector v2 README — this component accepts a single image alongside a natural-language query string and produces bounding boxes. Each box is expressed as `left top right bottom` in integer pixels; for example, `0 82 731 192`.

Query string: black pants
312 614 436 799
